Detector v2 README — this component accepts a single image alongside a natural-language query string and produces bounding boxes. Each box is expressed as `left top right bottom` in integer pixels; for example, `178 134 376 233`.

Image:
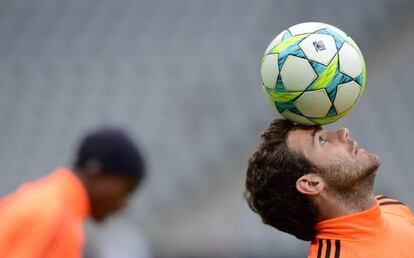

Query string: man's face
287 126 380 192
89 174 139 222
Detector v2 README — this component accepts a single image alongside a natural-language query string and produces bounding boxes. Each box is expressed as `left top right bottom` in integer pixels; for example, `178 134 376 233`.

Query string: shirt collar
315 201 387 241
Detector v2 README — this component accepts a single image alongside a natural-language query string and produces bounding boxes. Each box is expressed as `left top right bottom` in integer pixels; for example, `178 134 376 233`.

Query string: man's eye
319 136 327 145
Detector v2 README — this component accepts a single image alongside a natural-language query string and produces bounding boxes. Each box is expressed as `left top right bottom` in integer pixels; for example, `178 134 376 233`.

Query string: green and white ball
261 22 366 125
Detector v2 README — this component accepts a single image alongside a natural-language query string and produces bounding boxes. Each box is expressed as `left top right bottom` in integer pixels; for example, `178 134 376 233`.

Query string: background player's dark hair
74 127 146 180
244 119 317 241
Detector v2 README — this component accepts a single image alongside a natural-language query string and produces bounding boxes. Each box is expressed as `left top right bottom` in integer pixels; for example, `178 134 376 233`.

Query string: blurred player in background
245 118 414 257
0 127 146 258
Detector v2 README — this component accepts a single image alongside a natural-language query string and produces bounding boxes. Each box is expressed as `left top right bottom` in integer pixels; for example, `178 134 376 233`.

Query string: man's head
73 127 146 222
244 119 380 240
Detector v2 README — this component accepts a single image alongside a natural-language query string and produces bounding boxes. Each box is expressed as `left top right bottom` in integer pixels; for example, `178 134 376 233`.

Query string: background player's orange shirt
0 167 90 258
308 196 414 258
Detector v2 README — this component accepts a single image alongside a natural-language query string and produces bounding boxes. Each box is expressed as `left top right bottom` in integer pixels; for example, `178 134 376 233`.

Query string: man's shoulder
375 195 414 221
0 174 65 219
308 238 358 258
308 235 414 258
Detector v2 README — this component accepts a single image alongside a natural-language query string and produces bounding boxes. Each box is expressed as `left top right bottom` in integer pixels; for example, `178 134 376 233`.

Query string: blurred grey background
1 0 414 257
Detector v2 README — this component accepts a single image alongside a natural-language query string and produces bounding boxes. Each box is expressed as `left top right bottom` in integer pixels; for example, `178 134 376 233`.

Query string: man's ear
81 159 103 177
296 174 325 195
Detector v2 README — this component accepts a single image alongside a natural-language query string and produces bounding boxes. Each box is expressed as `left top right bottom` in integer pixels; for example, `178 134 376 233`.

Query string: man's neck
315 190 376 222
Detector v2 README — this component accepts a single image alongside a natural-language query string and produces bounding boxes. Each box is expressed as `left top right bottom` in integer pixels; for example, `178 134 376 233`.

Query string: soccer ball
260 22 366 125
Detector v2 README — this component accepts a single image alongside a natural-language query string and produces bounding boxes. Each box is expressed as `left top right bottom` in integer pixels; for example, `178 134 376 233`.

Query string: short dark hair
74 127 146 180
244 119 317 241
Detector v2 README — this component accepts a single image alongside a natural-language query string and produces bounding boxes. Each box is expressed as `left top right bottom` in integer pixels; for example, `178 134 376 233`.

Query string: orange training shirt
0 167 90 258
308 195 414 258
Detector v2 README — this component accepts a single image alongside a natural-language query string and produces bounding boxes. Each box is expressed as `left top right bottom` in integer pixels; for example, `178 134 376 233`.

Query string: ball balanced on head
260 22 366 125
